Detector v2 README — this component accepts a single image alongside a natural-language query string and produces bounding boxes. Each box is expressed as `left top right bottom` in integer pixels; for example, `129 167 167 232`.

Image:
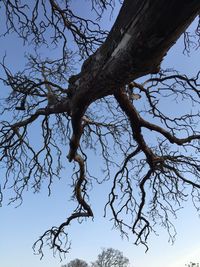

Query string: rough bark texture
69 0 200 107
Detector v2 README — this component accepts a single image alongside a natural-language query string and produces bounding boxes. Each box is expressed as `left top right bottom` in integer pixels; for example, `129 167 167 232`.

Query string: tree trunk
69 0 200 101
66 0 200 160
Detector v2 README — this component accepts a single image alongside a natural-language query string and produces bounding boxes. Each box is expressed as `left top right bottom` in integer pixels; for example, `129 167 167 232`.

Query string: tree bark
66 0 200 160
69 0 200 103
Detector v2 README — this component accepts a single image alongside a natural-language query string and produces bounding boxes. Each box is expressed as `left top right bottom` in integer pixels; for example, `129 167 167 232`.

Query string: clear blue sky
0 3 200 267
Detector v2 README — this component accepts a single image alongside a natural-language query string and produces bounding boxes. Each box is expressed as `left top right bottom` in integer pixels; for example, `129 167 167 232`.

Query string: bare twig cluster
0 0 109 58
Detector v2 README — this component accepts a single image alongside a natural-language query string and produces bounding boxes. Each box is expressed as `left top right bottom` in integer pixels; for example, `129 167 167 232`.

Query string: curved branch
33 153 93 258
114 88 157 167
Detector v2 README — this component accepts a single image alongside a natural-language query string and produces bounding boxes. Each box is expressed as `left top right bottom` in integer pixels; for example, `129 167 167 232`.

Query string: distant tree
185 263 199 267
62 258 89 267
92 248 129 267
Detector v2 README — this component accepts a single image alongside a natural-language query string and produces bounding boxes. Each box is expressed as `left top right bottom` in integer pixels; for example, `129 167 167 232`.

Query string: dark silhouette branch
0 0 200 258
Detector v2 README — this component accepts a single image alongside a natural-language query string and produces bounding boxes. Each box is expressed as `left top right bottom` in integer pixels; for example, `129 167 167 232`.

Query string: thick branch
114 87 156 167
67 0 200 159
68 0 200 101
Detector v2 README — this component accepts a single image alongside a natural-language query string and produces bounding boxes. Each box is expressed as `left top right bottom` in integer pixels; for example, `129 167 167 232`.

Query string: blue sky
0 3 200 267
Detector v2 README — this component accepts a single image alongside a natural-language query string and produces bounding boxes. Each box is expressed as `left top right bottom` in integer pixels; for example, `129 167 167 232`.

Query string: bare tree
92 248 129 267
62 258 89 267
185 263 200 267
0 0 200 259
